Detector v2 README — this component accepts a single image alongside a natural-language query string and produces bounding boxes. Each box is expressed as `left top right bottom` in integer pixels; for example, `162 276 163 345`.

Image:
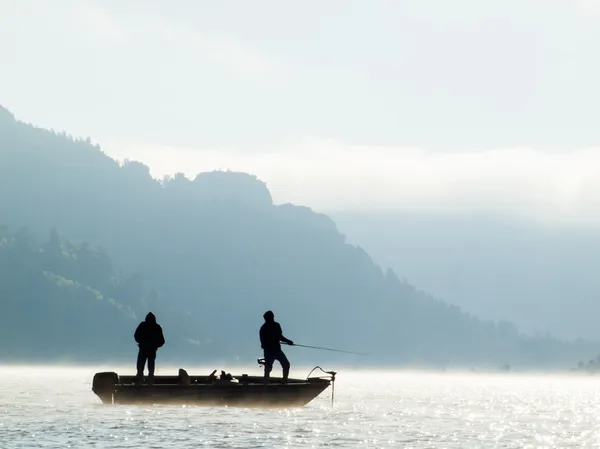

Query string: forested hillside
0 104 596 369
0 226 201 362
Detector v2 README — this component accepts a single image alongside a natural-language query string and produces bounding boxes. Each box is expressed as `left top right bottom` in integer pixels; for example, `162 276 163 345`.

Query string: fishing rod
286 342 369 356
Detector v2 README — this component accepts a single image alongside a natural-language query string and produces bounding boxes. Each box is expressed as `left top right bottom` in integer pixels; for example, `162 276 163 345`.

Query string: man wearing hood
134 312 165 384
260 310 294 383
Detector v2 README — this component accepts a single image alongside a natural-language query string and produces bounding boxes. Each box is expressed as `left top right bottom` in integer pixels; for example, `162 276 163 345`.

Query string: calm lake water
1 366 600 448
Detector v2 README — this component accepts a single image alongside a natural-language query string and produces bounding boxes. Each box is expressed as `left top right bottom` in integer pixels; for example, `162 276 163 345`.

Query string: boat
92 365 337 408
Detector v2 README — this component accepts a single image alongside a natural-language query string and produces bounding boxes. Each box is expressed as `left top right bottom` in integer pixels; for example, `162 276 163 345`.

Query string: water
1 366 600 448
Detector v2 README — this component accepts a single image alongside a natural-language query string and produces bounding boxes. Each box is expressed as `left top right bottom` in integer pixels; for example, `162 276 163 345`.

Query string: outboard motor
92 372 118 404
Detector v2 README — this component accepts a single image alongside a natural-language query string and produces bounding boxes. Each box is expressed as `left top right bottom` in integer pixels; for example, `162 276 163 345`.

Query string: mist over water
2 366 600 448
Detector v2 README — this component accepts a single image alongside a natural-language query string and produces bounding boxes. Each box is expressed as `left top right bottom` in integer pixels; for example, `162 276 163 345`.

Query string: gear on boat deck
92 366 337 408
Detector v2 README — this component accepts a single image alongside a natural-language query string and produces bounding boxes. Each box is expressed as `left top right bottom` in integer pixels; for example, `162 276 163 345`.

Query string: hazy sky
2 0 600 224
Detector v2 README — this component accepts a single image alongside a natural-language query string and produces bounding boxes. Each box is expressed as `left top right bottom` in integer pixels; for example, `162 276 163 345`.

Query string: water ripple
2 367 600 448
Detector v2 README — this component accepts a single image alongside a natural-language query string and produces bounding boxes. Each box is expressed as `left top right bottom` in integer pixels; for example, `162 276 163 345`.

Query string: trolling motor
306 366 337 406
258 359 337 405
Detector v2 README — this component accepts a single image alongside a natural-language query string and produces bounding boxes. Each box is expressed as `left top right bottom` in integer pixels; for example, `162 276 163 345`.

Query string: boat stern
92 371 119 404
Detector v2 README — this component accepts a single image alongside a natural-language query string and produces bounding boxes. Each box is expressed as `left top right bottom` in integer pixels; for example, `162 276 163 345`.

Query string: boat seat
178 368 191 386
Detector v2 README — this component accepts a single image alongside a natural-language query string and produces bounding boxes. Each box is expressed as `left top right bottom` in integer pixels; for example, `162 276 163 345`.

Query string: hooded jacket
260 312 292 351
134 312 165 350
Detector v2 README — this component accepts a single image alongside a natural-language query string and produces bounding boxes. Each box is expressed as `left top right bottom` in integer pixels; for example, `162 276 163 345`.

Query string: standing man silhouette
259 310 294 383
134 312 165 385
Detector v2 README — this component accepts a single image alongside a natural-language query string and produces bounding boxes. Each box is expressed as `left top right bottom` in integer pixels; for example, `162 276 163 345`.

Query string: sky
2 0 600 226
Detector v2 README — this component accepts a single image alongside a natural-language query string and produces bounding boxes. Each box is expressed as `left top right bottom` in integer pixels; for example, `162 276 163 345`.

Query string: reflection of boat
92 366 336 408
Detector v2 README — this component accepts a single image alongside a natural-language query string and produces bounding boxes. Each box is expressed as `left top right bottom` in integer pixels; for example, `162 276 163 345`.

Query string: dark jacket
134 312 165 350
260 320 291 352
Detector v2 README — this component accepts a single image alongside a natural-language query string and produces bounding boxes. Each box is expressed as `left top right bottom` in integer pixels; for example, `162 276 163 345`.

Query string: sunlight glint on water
1 367 600 448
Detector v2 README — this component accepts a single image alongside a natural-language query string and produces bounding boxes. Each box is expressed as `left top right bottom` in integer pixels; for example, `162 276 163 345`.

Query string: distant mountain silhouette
332 211 600 341
0 104 597 369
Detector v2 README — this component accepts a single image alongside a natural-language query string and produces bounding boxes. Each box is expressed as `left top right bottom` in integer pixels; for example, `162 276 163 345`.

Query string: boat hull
92 372 332 408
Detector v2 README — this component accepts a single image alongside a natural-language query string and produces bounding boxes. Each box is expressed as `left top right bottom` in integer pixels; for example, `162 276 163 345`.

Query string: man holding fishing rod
259 310 369 383
259 310 294 383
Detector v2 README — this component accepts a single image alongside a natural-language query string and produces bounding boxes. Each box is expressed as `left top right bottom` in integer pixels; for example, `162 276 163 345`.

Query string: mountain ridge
1 104 597 369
